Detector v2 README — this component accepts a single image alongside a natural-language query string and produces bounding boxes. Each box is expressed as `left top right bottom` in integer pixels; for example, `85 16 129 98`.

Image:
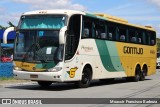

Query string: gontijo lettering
123 46 143 55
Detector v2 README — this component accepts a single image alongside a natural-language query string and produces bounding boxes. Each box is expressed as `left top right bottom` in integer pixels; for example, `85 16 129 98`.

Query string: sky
0 0 160 37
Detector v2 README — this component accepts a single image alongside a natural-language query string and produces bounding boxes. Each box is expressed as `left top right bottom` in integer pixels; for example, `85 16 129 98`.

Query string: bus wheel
133 66 141 82
37 81 52 87
140 72 145 81
140 66 147 81
77 67 92 88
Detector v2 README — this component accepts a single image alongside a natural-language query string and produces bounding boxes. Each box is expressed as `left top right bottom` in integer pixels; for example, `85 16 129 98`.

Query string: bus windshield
14 15 66 62
19 15 66 29
14 30 64 62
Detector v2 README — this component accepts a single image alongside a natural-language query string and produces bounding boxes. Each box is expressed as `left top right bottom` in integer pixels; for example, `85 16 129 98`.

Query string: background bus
157 52 160 69
4 10 156 88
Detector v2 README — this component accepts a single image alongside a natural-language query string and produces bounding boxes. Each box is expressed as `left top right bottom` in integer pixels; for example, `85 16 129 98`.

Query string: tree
8 21 15 27
0 25 7 30
0 21 15 30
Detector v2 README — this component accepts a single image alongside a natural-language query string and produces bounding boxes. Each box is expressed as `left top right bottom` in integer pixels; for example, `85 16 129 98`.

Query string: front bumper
13 70 63 82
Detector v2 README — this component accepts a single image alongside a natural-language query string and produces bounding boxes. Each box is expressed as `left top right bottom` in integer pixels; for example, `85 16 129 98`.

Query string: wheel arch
81 63 93 79
135 64 141 75
76 63 93 88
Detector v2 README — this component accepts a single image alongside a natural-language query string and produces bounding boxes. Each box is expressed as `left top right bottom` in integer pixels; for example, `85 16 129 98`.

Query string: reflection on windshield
14 30 63 62
39 30 59 47
16 31 35 52
20 15 66 29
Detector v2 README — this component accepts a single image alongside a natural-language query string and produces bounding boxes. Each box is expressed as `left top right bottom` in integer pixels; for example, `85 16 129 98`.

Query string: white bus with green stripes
5 10 156 88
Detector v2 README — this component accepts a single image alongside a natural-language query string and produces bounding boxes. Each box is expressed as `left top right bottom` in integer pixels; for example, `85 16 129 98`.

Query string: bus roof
22 9 156 32
94 13 156 32
22 9 85 16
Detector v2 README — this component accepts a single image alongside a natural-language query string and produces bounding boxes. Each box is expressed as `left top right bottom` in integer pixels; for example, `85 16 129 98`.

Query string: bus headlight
48 67 62 72
13 66 22 71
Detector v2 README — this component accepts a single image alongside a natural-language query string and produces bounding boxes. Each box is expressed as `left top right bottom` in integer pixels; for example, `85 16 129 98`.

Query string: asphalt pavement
0 70 160 107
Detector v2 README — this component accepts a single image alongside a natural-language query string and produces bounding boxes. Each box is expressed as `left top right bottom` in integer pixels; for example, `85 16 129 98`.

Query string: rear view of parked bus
5 10 156 88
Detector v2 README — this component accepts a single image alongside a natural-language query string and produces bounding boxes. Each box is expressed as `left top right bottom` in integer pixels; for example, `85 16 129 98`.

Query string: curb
0 82 36 88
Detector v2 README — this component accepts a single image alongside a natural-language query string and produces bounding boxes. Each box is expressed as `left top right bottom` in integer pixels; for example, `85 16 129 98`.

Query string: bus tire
37 81 52 87
140 72 145 81
77 67 92 88
133 66 141 82
140 65 147 81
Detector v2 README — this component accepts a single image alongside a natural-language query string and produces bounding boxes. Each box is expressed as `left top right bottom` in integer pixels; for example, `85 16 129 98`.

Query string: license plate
30 74 38 78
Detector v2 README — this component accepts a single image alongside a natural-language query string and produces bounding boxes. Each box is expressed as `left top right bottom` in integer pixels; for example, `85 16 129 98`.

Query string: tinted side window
149 31 156 46
94 20 106 39
107 23 117 41
65 15 81 60
82 16 93 38
129 28 136 43
118 25 127 42
136 30 143 44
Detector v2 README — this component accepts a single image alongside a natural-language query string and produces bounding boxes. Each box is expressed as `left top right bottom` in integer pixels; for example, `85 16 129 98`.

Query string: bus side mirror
3 27 16 44
59 26 67 44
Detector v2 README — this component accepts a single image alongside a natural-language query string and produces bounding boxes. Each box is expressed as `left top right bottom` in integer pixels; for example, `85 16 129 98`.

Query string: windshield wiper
34 43 49 62
22 43 48 63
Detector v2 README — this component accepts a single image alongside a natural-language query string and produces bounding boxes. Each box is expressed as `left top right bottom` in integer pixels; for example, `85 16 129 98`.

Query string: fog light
14 66 22 71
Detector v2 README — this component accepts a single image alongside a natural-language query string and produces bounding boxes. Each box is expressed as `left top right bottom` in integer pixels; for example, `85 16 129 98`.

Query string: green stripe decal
95 40 124 72
36 61 57 69
85 13 107 20
86 13 98 18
